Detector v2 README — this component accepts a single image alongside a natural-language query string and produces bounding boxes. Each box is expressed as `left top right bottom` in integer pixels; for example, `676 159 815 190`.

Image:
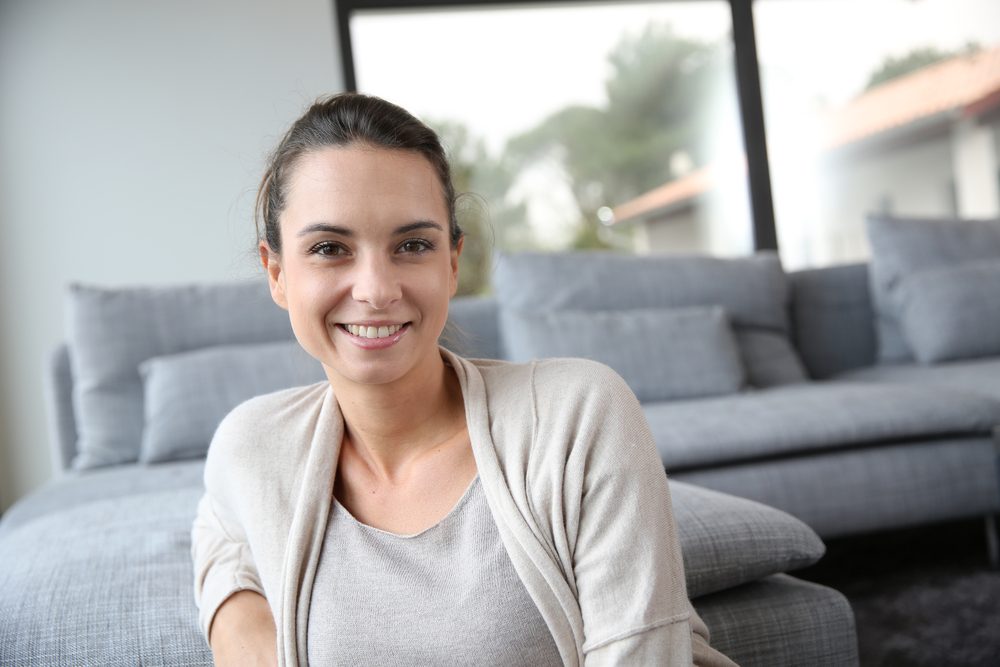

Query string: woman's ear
259 242 289 310
449 236 464 297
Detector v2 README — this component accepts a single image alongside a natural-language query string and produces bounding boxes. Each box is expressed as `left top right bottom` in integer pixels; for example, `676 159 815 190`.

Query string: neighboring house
613 46 1000 267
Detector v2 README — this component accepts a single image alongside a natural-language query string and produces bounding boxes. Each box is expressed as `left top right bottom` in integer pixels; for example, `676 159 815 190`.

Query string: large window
339 0 1000 278
349 2 751 292
754 0 1000 269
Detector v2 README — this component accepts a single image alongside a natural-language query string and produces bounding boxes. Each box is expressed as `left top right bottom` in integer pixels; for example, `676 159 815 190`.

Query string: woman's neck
328 352 467 481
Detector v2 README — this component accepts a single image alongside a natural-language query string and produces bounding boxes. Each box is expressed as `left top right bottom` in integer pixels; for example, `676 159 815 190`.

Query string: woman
191 93 734 666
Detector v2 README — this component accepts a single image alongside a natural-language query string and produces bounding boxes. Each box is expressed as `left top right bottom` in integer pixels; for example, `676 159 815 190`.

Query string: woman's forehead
282 146 448 230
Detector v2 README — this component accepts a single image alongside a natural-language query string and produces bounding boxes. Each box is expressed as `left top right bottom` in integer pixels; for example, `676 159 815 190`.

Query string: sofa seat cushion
0 460 205 537
669 481 824 598
836 357 1000 402
643 381 1000 470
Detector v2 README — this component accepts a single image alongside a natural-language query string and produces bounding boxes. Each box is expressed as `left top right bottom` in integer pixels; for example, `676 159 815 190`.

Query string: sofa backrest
46 291 504 475
788 262 877 379
47 258 881 474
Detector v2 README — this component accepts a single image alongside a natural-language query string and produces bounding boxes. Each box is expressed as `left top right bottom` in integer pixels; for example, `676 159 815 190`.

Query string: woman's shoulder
222 380 330 428
208 381 330 462
464 355 638 416
471 356 633 397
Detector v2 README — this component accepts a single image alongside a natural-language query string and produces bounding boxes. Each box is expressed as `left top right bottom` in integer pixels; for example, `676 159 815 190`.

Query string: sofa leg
987 515 999 569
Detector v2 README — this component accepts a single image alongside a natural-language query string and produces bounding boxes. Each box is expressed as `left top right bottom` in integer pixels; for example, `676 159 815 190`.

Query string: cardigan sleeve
537 360 736 666
191 491 266 642
190 412 268 644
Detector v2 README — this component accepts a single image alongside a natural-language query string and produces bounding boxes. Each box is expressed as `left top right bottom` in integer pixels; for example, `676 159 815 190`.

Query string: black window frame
334 0 778 252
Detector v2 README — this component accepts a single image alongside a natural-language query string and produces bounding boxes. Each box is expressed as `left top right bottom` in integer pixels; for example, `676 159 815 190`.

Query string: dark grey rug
796 518 1000 667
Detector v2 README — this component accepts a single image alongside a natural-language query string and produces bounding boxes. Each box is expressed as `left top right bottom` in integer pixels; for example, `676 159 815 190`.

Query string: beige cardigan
191 349 735 666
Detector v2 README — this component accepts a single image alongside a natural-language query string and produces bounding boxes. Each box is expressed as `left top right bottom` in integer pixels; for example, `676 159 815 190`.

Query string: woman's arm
191 491 276 664
536 361 736 665
209 590 278 667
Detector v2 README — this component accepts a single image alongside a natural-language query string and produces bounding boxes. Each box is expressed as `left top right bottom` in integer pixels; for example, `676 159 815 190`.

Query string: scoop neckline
332 474 482 539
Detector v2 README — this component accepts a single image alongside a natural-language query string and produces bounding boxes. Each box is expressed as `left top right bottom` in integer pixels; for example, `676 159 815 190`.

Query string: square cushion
67 281 294 469
492 251 806 389
897 259 1000 363
866 214 1000 362
139 341 327 463
502 306 746 401
669 480 825 598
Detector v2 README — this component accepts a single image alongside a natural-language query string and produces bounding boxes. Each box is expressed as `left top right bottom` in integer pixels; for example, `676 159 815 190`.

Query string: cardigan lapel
278 384 343 666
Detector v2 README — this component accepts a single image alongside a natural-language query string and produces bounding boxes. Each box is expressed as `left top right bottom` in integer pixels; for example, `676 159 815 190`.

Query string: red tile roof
613 45 1000 224
822 45 1000 148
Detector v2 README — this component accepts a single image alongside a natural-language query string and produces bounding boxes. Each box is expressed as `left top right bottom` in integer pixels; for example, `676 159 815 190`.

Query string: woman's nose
351 254 402 310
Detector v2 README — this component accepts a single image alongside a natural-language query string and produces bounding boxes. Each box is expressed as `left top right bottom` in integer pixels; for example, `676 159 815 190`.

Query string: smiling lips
338 322 410 349
343 323 405 339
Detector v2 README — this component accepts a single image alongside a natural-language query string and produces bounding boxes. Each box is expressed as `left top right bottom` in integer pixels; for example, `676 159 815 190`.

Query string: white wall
0 0 342 511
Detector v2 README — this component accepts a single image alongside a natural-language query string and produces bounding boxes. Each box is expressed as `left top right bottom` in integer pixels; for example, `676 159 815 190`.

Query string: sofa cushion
896 260 1000 363
836 356 1000 402
442 296 502 360
66 282 294 470
669 480 825 598
643 381 1000 470
866 214 1000 363
139 341 327 464
502 306 747 401
789 263 876 379
493 251 806 388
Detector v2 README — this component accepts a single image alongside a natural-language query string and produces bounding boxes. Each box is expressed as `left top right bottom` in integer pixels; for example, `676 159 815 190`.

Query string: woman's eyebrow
297 222 353 237
395 221 444 235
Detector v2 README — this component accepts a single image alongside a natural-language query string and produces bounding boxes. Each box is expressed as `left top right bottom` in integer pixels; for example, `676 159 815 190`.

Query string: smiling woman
190 93 736 666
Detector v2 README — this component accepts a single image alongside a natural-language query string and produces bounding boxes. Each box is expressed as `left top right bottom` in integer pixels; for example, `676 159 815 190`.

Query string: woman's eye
399 239 434 254
310 241 348 257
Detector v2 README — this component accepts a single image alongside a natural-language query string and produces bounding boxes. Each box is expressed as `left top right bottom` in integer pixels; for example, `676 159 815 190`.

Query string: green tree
429 119 529 295
864 43 981 90
505 23 729 249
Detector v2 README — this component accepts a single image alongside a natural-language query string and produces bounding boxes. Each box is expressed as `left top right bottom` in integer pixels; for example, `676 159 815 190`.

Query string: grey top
306 476 563 666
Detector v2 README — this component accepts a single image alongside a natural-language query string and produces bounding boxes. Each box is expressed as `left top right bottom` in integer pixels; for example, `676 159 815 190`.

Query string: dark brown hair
255 92 462 253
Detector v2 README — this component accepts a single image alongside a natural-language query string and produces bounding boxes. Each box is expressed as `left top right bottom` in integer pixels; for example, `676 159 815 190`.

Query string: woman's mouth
337 322 411 349
341 323 406 339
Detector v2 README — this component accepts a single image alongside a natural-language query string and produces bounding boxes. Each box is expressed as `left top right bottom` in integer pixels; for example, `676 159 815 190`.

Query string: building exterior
613 46 1000 268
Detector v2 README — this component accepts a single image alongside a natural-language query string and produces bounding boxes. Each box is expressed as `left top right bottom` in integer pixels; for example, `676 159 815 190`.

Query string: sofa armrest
43 344 77 475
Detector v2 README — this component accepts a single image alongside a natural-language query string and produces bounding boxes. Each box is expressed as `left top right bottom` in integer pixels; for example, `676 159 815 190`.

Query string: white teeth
344 323 403 339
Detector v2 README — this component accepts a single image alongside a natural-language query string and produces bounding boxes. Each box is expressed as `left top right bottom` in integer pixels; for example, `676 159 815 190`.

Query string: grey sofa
0 279 859 665
448 258 1000 553
445 214 1000 559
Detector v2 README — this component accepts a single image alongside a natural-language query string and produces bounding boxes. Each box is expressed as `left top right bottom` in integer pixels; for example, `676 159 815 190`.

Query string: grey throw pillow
867 214 1000 362
492 251 806 388
67 281 294 470
139 341 327 463
670 480 825 598
502 306 747 402
897 260 1000 363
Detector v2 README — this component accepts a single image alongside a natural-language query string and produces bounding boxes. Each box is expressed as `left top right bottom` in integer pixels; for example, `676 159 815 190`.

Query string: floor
797 517 1000 667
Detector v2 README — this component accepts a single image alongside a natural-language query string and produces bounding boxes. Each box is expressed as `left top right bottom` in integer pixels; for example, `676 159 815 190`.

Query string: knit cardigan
191 349 735 666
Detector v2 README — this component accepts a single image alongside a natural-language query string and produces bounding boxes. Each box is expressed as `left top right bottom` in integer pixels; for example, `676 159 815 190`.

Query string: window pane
352 2 749 294
754 0 1000 269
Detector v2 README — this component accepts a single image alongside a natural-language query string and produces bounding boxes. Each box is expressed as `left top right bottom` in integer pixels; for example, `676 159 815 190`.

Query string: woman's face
261 145 461 389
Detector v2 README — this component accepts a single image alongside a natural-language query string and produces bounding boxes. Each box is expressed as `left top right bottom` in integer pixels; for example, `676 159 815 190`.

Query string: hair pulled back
256 93 462 254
